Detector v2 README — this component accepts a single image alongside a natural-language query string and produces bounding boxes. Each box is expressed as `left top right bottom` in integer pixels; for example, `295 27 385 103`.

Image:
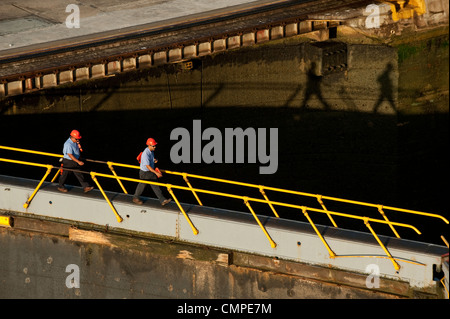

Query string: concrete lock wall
0 225 410 299
0 42 400 115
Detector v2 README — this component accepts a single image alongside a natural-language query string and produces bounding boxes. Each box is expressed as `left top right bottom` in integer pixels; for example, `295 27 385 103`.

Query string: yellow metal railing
104 162 449 243
1 144 448 272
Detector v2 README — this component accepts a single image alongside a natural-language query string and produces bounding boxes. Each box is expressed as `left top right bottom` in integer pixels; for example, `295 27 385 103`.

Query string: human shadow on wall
373 63 397 113
301 62 331 110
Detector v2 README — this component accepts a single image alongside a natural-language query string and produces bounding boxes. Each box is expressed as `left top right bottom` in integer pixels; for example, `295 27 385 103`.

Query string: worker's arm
68 153 84 166
146 165 162 177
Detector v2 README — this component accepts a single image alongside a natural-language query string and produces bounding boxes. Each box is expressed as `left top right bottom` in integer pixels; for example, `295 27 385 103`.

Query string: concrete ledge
232 252 412 297
13 216 70 237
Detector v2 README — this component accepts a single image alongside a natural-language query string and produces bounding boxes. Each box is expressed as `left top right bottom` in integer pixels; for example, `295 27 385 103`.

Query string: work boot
162 198 172 206
58 187 68 193
83 186 94 193
133 197 143 205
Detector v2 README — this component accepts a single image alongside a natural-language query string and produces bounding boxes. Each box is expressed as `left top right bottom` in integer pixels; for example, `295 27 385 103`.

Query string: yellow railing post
363 217 401 272
90 172 123 223
107 162 128 194
50 168 62 183
259 187 279 218
167 185 199 235
23 165 53 209
244 197 277 248
316 195 338 227
378 205 400 238
441 235 449 248
182 173 203 206
301 207 336 258
440 276 449 299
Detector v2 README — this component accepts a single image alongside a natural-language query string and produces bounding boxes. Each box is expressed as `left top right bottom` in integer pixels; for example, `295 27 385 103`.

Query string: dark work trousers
59 158 90 188
133 170 167 204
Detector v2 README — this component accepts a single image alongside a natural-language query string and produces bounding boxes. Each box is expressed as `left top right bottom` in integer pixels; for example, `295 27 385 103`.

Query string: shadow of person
301 62 331 110
373 62 397 113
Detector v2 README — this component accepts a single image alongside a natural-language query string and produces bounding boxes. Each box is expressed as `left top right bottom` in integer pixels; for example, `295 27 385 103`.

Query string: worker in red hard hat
133 137 172 206
58 130 94 193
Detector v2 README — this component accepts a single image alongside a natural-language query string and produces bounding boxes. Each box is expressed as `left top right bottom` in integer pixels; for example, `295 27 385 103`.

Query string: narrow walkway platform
0 174 447 293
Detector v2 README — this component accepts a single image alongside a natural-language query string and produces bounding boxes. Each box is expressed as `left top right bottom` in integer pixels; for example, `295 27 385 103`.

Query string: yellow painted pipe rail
2 145 447 228
0 156 427 271
89 169 423 270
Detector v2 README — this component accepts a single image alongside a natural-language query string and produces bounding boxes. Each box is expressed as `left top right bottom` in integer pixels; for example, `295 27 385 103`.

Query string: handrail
89 169 423 271
2 144 447 226
159 169 449 227
1 144 447 272
0 155 424 271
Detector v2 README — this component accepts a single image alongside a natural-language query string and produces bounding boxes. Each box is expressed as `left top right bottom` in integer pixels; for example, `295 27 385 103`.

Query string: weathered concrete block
24 78 34 91
42 74 57 88
169 48 182 62
299 21 313 33
138 54 152 68
75 67 89 81
213 39 226 52
183 45 197 59
91 64 105 79
270 26 284 40
285 23 298 36
242 32 255 46
34 76 41 89
198 42 212 56
122 57 136 71
227 35 241 49
256 29 269 43
107 60 121 75
59 70 73 84
313 20 327 30
7 81 23 95
153 51 167 65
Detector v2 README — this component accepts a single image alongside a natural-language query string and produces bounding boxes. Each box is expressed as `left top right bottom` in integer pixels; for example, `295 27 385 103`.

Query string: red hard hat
70 130 82 139
146 138 157 146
